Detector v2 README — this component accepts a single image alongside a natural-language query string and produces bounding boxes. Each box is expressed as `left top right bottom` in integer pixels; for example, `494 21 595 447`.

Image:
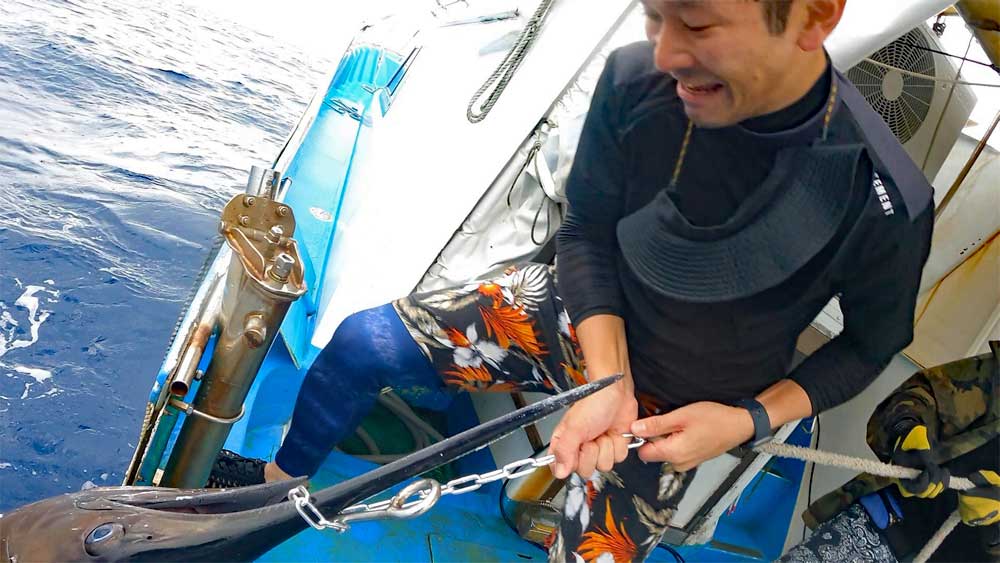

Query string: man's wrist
754 379 812 429
733 405 756 443
889 416 921 443
587 369 633 392
736 398 773 446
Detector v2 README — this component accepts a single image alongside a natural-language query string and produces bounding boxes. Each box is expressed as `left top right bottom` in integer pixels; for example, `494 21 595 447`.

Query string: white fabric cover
414 47 613 292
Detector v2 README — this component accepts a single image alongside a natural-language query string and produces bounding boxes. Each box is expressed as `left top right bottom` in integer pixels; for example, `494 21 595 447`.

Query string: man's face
641 0 816 128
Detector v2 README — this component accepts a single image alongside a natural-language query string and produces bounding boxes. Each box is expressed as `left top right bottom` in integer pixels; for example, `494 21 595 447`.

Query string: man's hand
891 425 949 498
629 402 754 471
549 379 637 479
958 470 1000 526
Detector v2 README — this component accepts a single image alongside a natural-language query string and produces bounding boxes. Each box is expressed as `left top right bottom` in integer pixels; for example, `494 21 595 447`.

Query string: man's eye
684 23 711 32
644 10 662 23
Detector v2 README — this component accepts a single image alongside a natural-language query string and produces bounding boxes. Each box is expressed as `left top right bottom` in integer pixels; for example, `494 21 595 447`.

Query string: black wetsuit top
556 42 934 413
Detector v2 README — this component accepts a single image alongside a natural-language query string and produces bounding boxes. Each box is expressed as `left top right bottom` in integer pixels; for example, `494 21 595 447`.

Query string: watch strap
737 398 772 446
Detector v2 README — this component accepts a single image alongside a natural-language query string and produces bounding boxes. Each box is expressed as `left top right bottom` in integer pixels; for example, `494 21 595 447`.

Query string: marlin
0 376 618 562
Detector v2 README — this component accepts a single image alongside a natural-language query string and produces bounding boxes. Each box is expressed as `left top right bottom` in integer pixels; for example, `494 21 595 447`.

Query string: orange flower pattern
551 460 694 563
563 362 590 387
393 264 582 395
391 264 693 562
441 364 493 391
585 480 599 508
578 498 638 563
479 303 547 357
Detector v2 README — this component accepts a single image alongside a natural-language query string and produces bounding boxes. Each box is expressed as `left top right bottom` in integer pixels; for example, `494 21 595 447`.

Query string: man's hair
760 0 793 35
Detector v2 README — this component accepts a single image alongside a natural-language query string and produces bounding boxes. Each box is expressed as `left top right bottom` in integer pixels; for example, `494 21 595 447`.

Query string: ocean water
0 0 327 511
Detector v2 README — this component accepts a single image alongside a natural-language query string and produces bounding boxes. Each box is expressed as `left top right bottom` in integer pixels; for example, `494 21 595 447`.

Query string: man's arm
750 202 934 440
550 314 639 479
627 379 809 473
555 49 628 326
789 204 934 414
550 50 643 479
866 344 998 460
631 188 935 470
574 314 633 391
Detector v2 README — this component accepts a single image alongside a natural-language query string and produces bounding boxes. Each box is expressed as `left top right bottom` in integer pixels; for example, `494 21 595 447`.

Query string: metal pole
935 109 1000 221
160 188 306 488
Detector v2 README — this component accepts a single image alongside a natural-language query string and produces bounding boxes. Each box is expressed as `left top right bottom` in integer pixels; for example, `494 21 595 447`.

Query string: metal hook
327 479 443 531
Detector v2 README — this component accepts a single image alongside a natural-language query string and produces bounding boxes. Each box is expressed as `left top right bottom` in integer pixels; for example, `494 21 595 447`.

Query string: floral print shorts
393 263 693 562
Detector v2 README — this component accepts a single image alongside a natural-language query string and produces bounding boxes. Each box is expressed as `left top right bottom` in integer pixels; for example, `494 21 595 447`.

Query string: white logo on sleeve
873 172 894 217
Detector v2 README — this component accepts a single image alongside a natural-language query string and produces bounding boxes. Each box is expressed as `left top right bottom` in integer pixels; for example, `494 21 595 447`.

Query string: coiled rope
466 0 557 123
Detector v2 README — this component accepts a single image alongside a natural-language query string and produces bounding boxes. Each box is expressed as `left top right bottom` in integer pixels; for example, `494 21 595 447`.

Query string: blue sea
0 0 329 511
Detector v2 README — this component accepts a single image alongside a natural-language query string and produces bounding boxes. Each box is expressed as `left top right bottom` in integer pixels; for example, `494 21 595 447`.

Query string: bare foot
264 461 295 483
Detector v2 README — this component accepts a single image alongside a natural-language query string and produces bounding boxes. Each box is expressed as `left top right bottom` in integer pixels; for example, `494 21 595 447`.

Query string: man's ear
796 0 846 52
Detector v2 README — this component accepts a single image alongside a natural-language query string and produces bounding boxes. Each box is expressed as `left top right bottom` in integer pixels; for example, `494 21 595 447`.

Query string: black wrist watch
737 398 773 447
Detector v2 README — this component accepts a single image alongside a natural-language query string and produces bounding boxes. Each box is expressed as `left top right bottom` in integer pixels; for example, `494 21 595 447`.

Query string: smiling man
208 1 935 561
546 0 935 559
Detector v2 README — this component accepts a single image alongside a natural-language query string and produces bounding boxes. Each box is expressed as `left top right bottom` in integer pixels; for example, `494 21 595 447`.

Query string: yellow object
894 426 947 498
956 1 1000 71
959 469 1000 526
899 425 932 451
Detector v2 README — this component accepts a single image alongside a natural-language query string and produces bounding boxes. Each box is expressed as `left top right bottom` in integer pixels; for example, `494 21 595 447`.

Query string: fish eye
87 523 116 543
84 523 124 555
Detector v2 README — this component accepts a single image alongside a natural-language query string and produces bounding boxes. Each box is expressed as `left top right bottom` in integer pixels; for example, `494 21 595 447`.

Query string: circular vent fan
847 29 937 144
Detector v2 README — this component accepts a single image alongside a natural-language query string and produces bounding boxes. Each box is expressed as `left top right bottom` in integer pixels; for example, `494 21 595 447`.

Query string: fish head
1 479 305 562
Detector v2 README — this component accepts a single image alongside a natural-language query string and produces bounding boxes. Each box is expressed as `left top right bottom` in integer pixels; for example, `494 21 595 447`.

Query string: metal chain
290 434 646 532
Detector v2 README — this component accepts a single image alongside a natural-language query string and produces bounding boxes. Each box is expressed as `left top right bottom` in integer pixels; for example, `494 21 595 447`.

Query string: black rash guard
555 42 933 414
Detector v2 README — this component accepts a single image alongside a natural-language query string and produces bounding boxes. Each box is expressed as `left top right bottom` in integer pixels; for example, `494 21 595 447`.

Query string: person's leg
780 503 898 563
273 303 443 478
392 263 583 395
210 264 581 486
547 456 694 563
207 303 445 487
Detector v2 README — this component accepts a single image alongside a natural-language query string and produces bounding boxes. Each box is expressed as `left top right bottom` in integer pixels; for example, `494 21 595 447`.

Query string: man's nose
652 25 696 74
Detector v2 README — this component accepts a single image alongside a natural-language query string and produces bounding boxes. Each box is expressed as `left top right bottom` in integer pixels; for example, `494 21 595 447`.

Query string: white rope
755 441 974 490
861 57 1000 88
755 442 975 563
913 510 962 563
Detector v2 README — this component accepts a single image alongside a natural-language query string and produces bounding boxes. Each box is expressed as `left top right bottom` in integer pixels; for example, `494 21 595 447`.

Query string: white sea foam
1 362 59 400
34 388 60 399
0 283 60 400
0 463 12 470
0 284 58 358
12 365 52 384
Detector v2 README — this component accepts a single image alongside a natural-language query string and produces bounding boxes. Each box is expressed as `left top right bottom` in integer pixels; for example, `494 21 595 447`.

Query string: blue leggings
274 304 444 477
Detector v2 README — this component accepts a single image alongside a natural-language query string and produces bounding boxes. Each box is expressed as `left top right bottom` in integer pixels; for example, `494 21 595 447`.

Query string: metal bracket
167 397 245 425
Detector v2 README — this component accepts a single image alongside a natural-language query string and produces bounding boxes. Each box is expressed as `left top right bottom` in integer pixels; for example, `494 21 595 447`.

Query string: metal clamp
167 397 245 425
289 479 442 533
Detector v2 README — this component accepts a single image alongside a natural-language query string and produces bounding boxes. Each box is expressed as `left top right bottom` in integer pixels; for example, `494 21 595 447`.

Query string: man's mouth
677 81 724 102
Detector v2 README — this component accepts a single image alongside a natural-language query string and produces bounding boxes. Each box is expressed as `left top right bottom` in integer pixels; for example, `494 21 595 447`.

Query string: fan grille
847 29 936 144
